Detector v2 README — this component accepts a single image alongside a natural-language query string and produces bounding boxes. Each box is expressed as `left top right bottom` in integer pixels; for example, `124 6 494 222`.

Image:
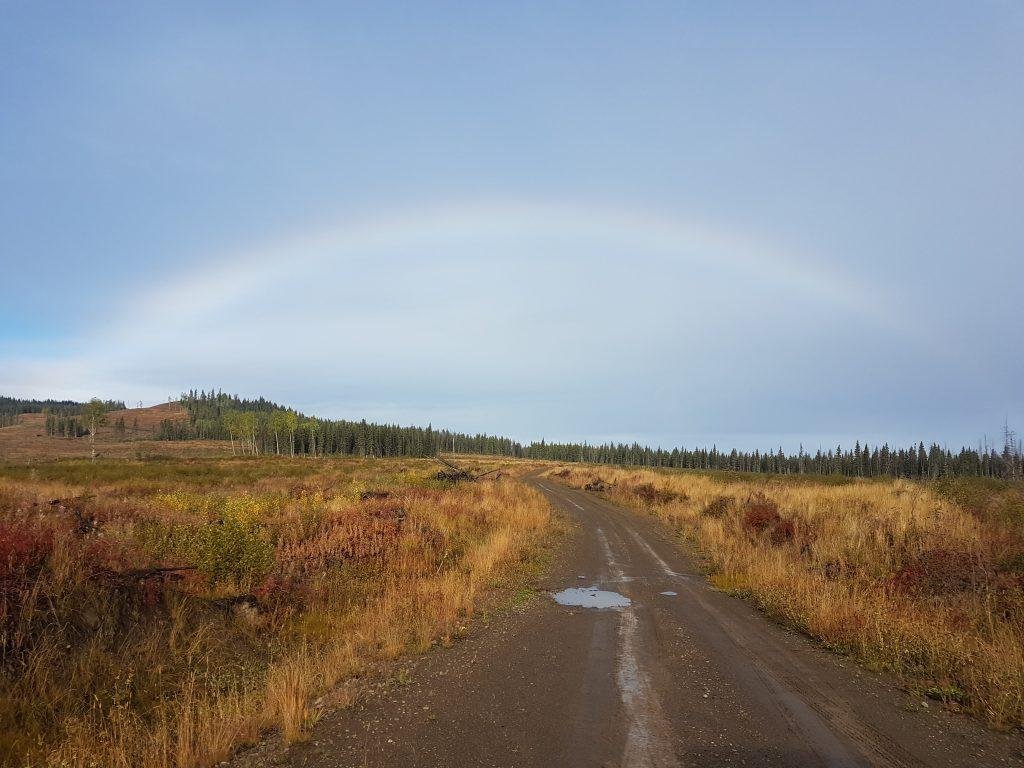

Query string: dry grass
549 465 1024 727
0 404 229 463
0 456 551 767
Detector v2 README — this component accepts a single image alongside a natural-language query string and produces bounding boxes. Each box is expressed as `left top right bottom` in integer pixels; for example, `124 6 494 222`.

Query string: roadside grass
0 456 551 767
547 465 1024 728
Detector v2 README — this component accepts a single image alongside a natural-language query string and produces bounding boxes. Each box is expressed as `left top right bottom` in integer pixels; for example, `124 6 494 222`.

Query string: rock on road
267 477 1024 768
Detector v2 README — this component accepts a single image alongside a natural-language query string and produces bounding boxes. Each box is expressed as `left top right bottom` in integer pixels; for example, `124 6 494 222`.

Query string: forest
4 390 1020 479
524 435 1023 479
0 396 125 429
164 391 1023 479
160 391 525 458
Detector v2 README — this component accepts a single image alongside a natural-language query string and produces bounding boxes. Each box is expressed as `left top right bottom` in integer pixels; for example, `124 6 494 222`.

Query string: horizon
2 389 1018 459
2 2 1022 452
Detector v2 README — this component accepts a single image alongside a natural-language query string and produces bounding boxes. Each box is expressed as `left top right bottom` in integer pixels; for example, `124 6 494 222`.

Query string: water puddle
660 591 678 597
552 586 631 609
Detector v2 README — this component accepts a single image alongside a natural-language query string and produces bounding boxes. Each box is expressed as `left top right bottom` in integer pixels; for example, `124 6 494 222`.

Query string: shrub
891 549 981 596
741 493 780 533
150 495 276 588
0 522 52 581
633 483 679 505
195 500 274 586
0 521 54 647
740 493 793 544
701 496 733 518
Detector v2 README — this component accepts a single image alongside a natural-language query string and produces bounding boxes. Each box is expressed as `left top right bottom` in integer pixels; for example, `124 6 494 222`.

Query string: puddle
659 591 678 597
552 586 631 609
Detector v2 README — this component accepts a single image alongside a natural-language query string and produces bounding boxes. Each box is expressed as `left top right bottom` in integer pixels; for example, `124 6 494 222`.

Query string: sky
1 1 1021 451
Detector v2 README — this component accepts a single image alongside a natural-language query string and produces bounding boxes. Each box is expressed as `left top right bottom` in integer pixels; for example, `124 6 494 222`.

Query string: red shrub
770 517 796 545
890 549 980 596
254 571 310 610
741 494 794 545
0 522 55 633
742 494 781 533
0 522 53 582
632 483 680 505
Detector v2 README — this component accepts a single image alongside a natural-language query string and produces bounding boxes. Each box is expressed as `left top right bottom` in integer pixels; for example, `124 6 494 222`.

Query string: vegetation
170 389 1023 478
0 396 124 430
0 456 551 767
6 391 1021 479
42 413 86 438
548 465 1024 727
80 398 108 461
527 433 1023 479
158 391 524 458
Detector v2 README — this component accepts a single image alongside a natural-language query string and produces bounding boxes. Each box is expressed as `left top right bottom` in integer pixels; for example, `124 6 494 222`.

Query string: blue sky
1 1 1021 451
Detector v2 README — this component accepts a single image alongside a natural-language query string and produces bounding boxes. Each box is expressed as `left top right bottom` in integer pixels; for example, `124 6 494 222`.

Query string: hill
0 402 229 462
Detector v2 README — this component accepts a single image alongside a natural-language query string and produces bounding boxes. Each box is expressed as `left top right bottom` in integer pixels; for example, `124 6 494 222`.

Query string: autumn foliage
0 457 550 767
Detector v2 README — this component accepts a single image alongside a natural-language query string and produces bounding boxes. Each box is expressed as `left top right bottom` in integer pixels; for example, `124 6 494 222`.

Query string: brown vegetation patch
632 482 682 505
701 495 733 518
741 493 794 545
890 549 980 595
0 456 551 767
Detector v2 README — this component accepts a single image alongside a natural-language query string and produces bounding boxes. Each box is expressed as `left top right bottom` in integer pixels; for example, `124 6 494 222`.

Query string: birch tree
81 398 107 462
284 410 299 457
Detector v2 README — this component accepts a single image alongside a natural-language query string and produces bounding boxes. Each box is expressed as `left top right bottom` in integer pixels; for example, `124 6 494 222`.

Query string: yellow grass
549 465 1024 727
0 457 551 767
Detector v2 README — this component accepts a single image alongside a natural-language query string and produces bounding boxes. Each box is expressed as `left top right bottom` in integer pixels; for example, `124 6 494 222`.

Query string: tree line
522 437 1023 479
159 390 524 458
168 390 1021 478
0 396 125 430
6 389 1020 479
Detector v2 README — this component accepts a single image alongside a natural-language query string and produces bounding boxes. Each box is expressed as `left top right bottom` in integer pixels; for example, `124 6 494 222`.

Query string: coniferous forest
151 390 1024 480
522 438 1022 479
161 390 524 459
0 396 125 430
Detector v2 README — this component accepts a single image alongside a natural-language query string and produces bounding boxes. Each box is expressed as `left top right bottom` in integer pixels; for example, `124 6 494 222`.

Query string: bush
195 498 274 586
741 493 794 545
701 496 733 518
891 549 981 596
0 522 54 646
146 495 276 588
633 483 679 505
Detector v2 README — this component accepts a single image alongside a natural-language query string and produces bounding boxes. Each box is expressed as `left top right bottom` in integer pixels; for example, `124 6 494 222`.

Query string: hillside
0 402 229 461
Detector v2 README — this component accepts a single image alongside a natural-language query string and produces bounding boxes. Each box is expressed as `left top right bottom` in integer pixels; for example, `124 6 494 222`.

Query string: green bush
140 495 275 588
193 498 274 586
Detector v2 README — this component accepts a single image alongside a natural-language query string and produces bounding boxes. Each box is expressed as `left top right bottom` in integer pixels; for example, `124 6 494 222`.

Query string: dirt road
272 477 1024 767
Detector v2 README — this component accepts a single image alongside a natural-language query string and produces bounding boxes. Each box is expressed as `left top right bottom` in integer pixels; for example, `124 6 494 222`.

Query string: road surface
268 477 1024 767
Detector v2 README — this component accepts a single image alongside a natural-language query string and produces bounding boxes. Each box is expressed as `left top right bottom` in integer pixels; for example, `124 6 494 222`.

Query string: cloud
0 198 914 440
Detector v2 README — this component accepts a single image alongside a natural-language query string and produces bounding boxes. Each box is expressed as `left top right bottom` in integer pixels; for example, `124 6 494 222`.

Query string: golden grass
548 465 1024 727
0 456 551 767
